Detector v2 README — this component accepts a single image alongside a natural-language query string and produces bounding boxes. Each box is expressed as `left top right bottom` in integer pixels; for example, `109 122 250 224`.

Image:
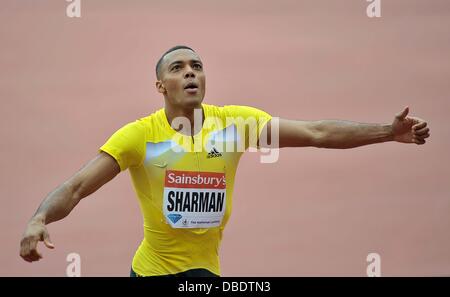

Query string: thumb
396 106 409 120
42 232 55 249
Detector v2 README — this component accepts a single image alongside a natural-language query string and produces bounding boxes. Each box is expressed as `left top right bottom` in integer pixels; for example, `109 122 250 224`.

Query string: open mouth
184 82 199 94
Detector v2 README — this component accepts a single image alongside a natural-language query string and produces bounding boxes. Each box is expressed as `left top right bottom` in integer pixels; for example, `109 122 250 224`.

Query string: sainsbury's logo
165 170 226 189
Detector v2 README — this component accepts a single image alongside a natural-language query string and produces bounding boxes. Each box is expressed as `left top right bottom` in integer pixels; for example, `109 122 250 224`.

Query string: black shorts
130 267 219 277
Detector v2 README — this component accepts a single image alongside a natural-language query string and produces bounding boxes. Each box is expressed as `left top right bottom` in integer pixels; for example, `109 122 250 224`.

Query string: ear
155 80 166 94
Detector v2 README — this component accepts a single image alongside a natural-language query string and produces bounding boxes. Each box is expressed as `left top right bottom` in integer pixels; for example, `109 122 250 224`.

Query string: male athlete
20 46 430 277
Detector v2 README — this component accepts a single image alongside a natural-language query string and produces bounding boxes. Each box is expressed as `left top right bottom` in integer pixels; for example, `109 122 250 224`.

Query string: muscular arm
20 151 120 262
277 119 394 149
262 107 429 149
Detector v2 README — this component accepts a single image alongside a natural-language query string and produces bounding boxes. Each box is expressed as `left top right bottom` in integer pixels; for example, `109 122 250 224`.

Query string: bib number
163 170 226 228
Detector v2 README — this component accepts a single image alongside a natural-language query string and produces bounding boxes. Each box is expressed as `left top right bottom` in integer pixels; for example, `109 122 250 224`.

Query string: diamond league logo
167 214 182 224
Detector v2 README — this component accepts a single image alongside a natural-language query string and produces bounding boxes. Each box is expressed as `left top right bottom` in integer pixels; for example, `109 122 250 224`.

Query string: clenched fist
392 107 430 145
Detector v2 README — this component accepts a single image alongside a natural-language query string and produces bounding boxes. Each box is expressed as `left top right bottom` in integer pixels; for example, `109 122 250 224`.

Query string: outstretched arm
266 107 430 149
20 152 120 262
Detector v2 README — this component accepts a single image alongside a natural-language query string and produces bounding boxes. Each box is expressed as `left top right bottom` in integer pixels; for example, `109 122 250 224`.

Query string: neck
164 102 204 136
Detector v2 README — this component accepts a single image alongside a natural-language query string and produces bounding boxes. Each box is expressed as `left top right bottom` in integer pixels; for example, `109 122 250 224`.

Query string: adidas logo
207 147 222 159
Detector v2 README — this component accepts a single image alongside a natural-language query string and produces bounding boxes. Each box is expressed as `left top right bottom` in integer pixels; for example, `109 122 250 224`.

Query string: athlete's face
156 49 206 109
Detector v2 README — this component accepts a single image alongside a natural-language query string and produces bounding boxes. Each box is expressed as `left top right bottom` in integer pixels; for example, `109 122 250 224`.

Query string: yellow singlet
99 103 272 276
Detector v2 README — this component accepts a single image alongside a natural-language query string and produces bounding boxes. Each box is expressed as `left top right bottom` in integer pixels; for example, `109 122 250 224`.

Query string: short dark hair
155 45 195 80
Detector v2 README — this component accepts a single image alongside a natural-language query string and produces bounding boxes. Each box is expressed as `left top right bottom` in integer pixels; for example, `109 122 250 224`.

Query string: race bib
163 170 226 228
